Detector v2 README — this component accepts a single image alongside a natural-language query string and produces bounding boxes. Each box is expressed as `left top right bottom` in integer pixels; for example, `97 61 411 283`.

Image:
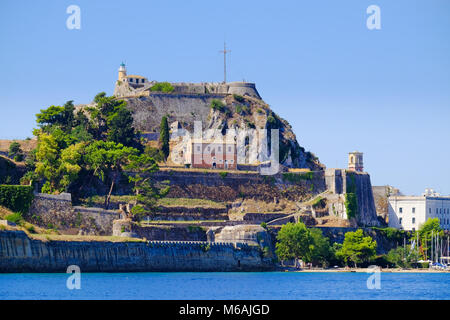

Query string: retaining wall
0 230 273 272
28 193 120 235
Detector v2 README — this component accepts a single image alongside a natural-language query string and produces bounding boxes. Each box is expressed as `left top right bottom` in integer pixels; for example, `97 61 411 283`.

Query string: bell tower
348 151 363 172
118 62 127 81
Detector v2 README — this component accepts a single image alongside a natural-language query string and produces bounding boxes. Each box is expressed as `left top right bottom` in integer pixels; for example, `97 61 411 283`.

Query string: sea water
0 272 449 300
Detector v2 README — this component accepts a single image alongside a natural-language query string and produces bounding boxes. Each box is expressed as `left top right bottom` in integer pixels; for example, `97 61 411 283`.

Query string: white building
388 188 450 231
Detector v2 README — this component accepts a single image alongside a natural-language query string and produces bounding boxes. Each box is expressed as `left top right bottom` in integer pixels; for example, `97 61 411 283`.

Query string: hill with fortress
0 63 386 272
107 63 322 171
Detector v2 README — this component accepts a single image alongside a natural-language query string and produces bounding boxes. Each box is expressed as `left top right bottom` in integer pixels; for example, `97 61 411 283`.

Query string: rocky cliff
122 91 322 170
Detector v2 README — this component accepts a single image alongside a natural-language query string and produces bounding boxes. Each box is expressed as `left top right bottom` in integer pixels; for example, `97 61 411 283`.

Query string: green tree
85 140 138 208
386 246 420 268
125 154 169 220
275 222 312 263
144 146 165 163
36 101 75 133
150 82 174 93
336 229 377 267
159 116 170 160
25 149 37 172
8 141 23 161
107 105 136 147
418 218 443 259
309 228 333 267
36 105 65 132
61 100 75 132
34 133 85 194
35 133 61 193
58 143 85 190
87 93 138 147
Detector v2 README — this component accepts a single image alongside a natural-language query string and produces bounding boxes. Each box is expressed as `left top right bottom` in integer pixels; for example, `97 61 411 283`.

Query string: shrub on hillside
5 212 22 224
150 82 174 93
0 185 34 214
210 99 226 112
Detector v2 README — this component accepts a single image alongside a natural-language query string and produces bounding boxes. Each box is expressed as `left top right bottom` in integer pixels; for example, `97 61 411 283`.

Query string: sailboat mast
431 230 434 263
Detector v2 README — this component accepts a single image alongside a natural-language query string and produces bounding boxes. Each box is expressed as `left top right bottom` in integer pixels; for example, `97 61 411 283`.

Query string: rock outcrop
115 90 322 170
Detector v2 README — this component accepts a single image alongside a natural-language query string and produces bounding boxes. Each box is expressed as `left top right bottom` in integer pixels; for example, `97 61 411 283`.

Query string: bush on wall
0 185 34 214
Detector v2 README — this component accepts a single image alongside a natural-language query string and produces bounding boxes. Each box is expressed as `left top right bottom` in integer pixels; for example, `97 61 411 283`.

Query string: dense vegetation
0 157 18 184
19 93 167 215
276 222 375 268
8 141 24 162
275 222 335 267
282 172 314 183
345 173 358 219
0 185 34 214
276 218 445 269
149 82 174 93
335 229 377 267
159 116 170 160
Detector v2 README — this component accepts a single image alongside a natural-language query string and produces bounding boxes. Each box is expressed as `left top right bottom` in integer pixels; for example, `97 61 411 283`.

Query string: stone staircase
266 190 331 226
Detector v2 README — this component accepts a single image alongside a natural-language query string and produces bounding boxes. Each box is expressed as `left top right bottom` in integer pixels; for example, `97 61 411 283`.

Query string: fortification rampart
28 193 120 235
152 170 326 202
114 81 261 100
0 230 273 272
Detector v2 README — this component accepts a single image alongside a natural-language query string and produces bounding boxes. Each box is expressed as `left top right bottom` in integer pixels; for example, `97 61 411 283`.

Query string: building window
230 159 234 164
218 146 221 152
399 207 403 213
207 147 210 152
436 208 438 214
412 207 415 214
399 218 402 224
228 146 232 153
412 217 415 224
429 208 431 214
142 79 145 83
197 146 200 152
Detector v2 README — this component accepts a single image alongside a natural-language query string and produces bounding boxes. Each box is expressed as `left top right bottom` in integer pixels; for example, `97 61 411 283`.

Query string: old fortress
113 63 262 99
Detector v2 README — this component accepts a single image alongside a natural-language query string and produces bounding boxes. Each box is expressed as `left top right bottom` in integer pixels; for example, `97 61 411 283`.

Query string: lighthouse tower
118 62 127 81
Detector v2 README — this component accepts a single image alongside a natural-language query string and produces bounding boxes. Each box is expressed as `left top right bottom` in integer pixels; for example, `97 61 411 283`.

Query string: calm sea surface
1 272 449 300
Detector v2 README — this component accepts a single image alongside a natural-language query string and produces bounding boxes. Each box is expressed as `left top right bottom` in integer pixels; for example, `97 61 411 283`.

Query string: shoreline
279 267 450 273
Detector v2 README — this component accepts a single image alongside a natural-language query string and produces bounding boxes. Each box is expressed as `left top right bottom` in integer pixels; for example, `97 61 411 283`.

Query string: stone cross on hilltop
219 42 231 83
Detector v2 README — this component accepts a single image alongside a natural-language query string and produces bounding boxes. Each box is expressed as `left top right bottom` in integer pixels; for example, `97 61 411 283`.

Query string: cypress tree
159 115 170 160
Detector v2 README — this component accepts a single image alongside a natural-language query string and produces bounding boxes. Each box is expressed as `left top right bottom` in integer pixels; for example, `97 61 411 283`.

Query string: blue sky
0 0 449 195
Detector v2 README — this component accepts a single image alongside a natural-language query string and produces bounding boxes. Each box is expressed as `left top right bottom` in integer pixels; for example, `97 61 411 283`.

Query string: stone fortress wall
26 168 379 236
0 230 273 272
324 169 379 227
114 80 261 100
28 193 120 235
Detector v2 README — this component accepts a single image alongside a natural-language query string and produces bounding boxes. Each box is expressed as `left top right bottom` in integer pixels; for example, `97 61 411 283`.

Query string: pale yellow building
117 63 148 87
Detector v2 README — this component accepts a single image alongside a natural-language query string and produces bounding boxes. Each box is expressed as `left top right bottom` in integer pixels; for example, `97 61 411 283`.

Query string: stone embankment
0 230 274 273
28 193 120 235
